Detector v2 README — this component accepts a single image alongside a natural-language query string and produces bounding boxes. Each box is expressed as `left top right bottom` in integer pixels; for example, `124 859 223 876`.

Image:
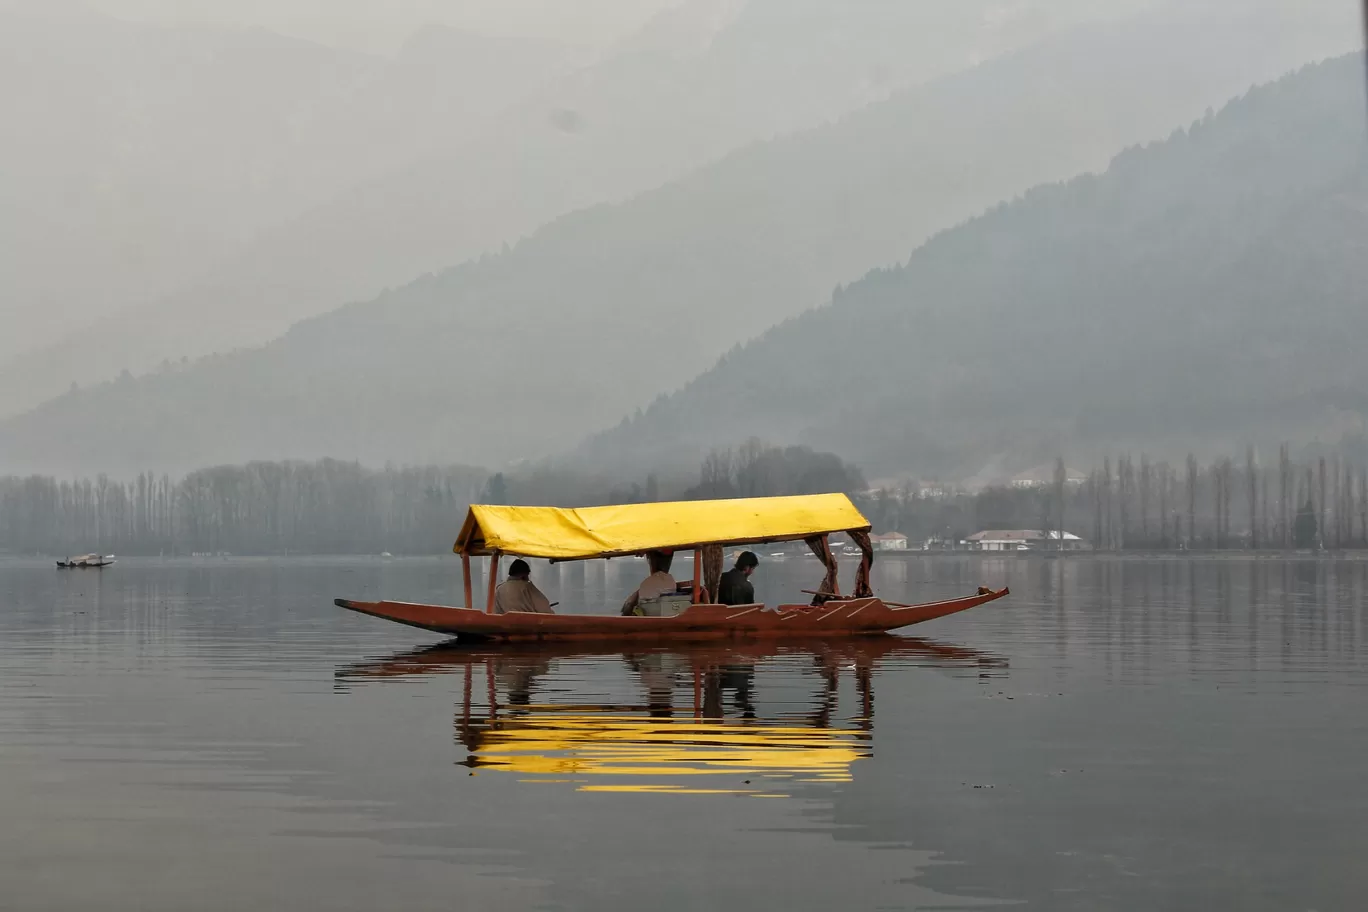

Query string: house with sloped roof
963 530 1088 551
870 532 908 551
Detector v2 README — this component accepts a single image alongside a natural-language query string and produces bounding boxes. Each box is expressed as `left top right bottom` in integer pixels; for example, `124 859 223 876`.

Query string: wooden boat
56 553 116 568
336 493 1007 642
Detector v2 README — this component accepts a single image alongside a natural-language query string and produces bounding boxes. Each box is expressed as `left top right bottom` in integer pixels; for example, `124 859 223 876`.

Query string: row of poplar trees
0 459 486 556
855 447 1368 551
1069 447 1368 551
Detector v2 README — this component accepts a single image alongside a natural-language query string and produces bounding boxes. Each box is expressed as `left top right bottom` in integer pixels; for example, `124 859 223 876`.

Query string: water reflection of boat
336 638 1006 795
337 494 1008 642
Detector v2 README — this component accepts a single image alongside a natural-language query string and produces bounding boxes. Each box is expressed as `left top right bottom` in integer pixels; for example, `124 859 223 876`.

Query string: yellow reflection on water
338 637 1006 798
467 710 867 790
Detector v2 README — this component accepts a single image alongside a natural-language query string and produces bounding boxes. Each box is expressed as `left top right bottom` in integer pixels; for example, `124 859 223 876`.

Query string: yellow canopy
454 493 869 560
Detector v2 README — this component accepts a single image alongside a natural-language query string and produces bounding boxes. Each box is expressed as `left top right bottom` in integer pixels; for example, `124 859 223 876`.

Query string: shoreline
6 550 1368 567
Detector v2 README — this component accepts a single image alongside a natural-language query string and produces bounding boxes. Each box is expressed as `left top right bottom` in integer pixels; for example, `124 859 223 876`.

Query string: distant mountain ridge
0 0 1167 415
0 6 1359 478
582 53 1368 480
0 0 581 359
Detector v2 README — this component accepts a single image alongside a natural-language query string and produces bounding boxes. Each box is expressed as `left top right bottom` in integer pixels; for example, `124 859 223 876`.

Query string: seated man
493 559 555 615
621 550 678 616
716 551 759 606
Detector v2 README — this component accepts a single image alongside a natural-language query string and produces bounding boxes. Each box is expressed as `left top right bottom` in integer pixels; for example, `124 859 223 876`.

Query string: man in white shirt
621 550 678 616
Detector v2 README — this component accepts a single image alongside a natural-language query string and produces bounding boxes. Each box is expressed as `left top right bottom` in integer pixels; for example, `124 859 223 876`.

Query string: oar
799 587 902 603
800 588 925 609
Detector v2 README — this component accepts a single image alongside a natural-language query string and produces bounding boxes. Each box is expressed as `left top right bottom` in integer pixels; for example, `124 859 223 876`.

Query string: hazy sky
86 0 684 53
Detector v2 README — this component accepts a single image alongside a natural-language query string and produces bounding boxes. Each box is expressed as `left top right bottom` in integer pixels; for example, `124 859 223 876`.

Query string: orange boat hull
334 587 1008 642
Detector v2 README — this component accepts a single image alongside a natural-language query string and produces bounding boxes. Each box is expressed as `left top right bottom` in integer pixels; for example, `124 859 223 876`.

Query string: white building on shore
1009 465 1088 489
963 530 1089 552
870 532 909 551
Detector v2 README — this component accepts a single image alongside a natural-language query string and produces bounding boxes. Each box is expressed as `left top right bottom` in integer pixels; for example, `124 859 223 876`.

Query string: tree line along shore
2 442 1365 557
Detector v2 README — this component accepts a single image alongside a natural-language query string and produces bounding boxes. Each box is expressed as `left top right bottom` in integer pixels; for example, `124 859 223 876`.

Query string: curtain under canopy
701 544 724 603
805 534 839 605
847 528 874 598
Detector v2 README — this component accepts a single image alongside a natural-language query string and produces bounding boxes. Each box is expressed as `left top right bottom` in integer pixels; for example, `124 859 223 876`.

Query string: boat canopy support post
462 552 473 611
486 551 500 614
692 549 701 603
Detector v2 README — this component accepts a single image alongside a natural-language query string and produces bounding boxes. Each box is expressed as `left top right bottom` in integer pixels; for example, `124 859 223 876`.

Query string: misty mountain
0 1 582 362
0 2 364 354
583 54 1368 482
0 0 1159 416
0 7 1359 478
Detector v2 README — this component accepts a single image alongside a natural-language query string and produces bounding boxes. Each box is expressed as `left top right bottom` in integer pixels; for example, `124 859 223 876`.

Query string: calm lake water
1 554 1366 910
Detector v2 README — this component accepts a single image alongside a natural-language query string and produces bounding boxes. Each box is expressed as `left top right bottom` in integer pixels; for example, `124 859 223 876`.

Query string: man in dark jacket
716 551 760 605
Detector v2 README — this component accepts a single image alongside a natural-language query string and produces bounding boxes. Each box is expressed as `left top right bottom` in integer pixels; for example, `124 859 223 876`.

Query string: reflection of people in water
806 651 875 731
623 652 687 716
340 638 1005 770
493 559 555 615
621 550 678 616
621 653 757 719
494 657 551 707
701 664 757 720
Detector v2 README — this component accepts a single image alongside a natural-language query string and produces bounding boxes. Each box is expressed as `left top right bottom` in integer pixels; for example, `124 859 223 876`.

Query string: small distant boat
57 554 115 569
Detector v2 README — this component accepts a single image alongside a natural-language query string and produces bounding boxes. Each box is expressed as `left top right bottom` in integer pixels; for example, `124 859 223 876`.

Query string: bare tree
735 437 768 497
1091 470 1103 550
1053 457 1067 551
1220 464 1231 549
700 448 735 498
1038 488 1052 547
1245 445 1257 550
1186 454 1198 548
1332 457 1343 549
1260 467 1270 550
1318 457 1328 550
1360 466 1368 548
1278 444 1291 548
1221 458 1233 549
1158 462 1170 549
1103 456 1113 551
1342 464 1352 549
1139 455 1152 547
1117 455 1130 551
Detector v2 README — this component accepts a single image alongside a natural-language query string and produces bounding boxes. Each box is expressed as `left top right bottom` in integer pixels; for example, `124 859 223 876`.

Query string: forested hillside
583 54 1368 480
1 3 1354 478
